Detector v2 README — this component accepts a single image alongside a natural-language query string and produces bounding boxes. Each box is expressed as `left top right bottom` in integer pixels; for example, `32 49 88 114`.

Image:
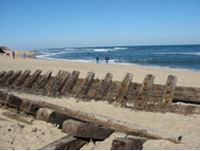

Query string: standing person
96 55 99 63
23 53 26 59
105 55 109 64
12 51 15 59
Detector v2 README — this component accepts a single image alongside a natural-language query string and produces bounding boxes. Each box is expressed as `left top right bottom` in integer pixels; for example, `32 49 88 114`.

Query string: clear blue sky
0 0 200 50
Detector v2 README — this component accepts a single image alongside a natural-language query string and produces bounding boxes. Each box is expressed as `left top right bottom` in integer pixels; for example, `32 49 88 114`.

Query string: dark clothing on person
12 51 15 59
96 55 99 63
105 56 109 64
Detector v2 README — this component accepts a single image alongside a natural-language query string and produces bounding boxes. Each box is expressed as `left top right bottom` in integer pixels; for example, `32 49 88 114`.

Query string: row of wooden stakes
0 69 200 114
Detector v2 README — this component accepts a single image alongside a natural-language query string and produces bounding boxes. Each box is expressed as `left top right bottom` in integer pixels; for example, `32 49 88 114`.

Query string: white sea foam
114 47 127 50
152 52 200 55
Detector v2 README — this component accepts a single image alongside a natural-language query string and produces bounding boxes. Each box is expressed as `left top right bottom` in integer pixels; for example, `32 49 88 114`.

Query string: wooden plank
78 72 95 96
32 70 52 91
44 70 63 94
5 70 22 86
161 75 177 104
38 135 86 150
36 108 78 128
0 91 8 105
174 87 200 103
20 99 42 115
14 70 31 86
0 70 6 79
94 73 113 99
22 69 42 88
2 111 33 125
134 74 155 108
6 94 23 109
50 71 70 95
62 119 114 140
111 137 147 150
61 70 80 94
0 70 14 84
116 73 133 100
36 108 54 121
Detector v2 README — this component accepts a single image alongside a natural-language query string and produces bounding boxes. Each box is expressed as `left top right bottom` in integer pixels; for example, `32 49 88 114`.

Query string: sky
0 0 200 50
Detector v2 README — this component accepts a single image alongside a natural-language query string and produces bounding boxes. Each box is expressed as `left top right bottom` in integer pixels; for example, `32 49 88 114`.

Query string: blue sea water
35 45 200 71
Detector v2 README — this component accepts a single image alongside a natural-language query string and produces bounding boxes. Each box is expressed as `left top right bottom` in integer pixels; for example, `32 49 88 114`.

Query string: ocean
34 44 200 71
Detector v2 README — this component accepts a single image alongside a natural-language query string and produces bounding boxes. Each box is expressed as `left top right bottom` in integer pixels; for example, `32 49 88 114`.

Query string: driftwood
2 111 33 125
38 135 86 150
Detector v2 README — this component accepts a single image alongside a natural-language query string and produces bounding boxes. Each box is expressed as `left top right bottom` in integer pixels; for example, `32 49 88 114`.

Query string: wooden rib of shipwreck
0 69 200 115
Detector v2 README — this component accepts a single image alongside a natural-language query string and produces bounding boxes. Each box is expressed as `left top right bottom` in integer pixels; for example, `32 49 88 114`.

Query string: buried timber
0 69 200 114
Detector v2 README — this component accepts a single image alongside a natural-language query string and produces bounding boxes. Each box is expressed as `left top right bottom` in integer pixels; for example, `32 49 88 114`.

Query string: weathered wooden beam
38 135 86 150
32 70 52 91
13 70 31 86
50 71 70 95
117 73 133 98
94 73 113 99
62 119 114 140
36 108 75 127
60 70 80 94
2 111 33 125
44 70 63 94
0 70 6 79
20 99 42 115
77 72 95 96
22 69 42 88
174 87 200 103
134 74 155 108
111 137 147 150
5 70 22 86
6 93 23 109
36 108 54 121
0 91 8 105
0 70 14 84
161 75 177 104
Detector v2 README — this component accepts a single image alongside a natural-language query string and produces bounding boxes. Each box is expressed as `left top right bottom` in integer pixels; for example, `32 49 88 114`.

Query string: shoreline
1 50 200 87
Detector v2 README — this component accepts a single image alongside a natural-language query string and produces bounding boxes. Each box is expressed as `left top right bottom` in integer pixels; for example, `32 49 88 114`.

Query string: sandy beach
0 50 200 150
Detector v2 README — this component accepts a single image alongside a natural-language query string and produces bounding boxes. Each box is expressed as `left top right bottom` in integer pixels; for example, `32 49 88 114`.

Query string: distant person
96 55 99 63
23 53 26 59
12 51 15 59
105 55 109 64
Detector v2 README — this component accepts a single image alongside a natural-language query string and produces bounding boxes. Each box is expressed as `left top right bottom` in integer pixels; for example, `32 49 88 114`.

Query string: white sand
0 50 200 150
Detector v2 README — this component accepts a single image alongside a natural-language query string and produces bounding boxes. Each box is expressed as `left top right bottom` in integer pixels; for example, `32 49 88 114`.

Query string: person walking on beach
105 55 109 64
12 51 15 59
96 55 99 63
23 53 26 59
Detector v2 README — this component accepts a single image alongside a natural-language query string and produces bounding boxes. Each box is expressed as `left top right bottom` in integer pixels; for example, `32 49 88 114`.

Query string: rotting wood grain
60 70 80 94
134 74 155 109
161 75 177 104
0 70 14 84
38 135 86 150
5 70 22 86
94 72 113 99
13 70 31 87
